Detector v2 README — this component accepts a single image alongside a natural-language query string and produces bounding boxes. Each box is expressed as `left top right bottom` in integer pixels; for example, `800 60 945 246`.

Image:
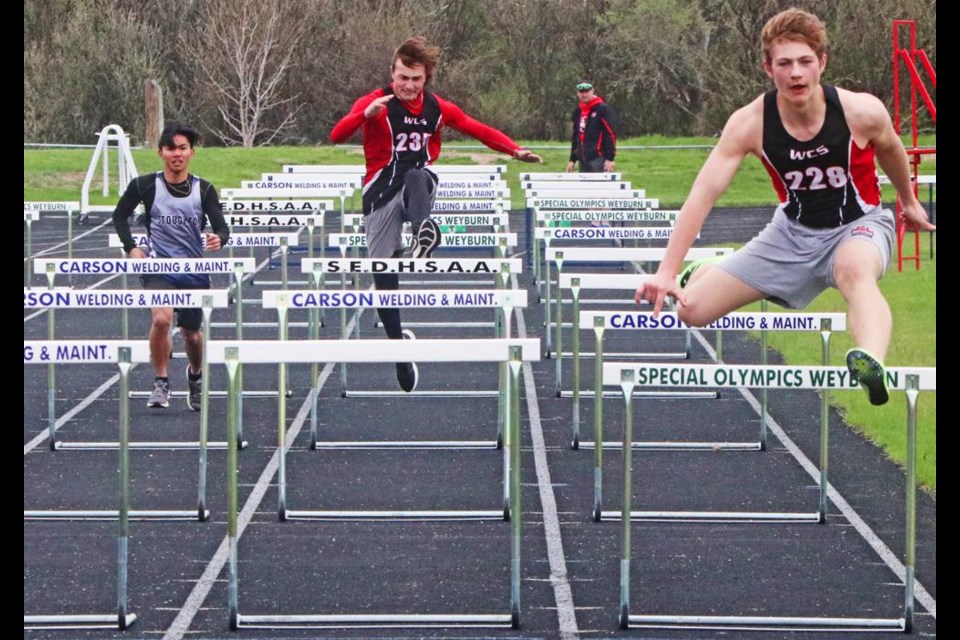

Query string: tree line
24 0 935 147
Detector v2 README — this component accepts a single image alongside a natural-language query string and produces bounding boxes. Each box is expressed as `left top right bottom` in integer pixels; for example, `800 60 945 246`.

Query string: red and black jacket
570 97 618 165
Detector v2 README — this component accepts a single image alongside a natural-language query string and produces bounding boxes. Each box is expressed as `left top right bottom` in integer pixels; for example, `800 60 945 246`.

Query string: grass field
23 135 936 489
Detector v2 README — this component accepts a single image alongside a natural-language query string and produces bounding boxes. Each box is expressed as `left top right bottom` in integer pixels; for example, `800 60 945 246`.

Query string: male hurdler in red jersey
330 36 541 392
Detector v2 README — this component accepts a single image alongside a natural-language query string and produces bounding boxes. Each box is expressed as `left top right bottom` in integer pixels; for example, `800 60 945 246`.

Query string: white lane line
690 329 936 619
26 218 113 259
515 274 580 640
23 372 123 455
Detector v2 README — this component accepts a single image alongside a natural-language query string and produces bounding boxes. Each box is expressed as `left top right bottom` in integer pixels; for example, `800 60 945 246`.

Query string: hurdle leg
570 281 581 432
592 319 605 520
509 346 522 627
758 300 768 450
225 348 241 630
817 324 831 523
280 239 289 290
115 348 138 629
25 216 33 287
618 370 636 629
232 264 246 448
46 287 58 451
903 375 919 632
309 267 321 449
276 304 289 519
197 301 213 520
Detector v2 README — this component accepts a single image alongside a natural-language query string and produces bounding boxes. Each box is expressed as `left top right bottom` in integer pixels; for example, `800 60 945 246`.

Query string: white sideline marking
689 329 936 619
515 273 580 639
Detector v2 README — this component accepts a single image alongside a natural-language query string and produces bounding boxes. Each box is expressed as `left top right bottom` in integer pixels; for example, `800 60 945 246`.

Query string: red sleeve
330 89 384 143
435 95 521 157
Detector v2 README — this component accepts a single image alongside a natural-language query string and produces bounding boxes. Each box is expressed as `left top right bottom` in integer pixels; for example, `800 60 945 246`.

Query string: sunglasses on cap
576 83 593 91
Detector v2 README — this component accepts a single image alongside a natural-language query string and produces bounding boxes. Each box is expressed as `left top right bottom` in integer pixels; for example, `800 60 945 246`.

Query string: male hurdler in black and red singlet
634 8 935 406
330 36 541 392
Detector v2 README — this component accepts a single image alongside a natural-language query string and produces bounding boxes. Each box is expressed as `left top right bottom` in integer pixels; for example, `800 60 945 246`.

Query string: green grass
740 235 936 491
23 137 936 489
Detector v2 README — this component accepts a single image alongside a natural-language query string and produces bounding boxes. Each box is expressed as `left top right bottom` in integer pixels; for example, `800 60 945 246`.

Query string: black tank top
362 87 442 214
761 84 880 228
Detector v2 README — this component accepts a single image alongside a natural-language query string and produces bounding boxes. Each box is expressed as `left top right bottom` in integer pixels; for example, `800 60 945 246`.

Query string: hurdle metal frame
32 257 255 451
606 362 935 633
210 339 535 629
543 247 732 358
25 342 233 631
530 203 666 286
585 310 847 523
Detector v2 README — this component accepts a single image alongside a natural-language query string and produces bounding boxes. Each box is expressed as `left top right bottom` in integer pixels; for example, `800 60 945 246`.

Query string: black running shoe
396 329 419 392
412 218 442 259
186 365 202 412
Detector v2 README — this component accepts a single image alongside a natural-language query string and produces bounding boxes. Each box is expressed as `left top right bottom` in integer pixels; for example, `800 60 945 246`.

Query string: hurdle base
284 510 505 522
600 510 822 523
560 390 719 399
24 509 209 522
342 390 499 398
627 614 905 633
54 440 245 451
580 440 761 451
236 613 513 629
24 613 138 631
130 389 279 398
310 440 498 450
376 321 494 329
557 350 688 360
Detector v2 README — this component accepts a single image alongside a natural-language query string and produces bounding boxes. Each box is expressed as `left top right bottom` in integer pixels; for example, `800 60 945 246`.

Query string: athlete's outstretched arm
441 98 541 162
636 102 759 315
853 94 935 232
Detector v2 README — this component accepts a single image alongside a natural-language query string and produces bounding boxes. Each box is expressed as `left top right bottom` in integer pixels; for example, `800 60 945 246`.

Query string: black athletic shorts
140 275 208 331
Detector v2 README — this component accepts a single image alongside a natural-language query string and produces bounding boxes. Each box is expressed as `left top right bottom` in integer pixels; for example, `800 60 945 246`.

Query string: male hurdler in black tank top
761 84 881 229
362 87 442 214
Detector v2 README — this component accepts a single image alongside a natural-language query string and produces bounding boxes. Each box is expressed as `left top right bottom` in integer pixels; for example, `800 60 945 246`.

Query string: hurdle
605 362 935 632
34 257 257 448
543 247 731 357
530 203 667 284
23 338 215 521
284 163 508 175
24 344 141 631
24 287 235 454
581 310 847 521
211 339 535 629
300 257 521 397
341 211 511 288
224 208 328 294
519 171 622 181
263 288 526 456
24 201 83 279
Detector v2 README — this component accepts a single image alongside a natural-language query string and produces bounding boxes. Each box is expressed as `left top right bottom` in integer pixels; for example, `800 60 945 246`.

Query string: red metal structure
892 19 936 270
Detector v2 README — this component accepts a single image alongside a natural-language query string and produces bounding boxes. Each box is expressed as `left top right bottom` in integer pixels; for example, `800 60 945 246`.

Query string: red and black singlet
361 87 442 214
330 85 523 215
761 84 881 228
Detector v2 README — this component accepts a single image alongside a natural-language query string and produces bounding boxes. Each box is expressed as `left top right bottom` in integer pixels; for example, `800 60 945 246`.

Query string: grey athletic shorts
365 173 438 259
715 206 896 309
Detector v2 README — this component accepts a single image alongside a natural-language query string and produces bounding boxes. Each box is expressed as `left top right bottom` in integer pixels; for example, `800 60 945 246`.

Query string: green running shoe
677 255 726 288
846 348 889 406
